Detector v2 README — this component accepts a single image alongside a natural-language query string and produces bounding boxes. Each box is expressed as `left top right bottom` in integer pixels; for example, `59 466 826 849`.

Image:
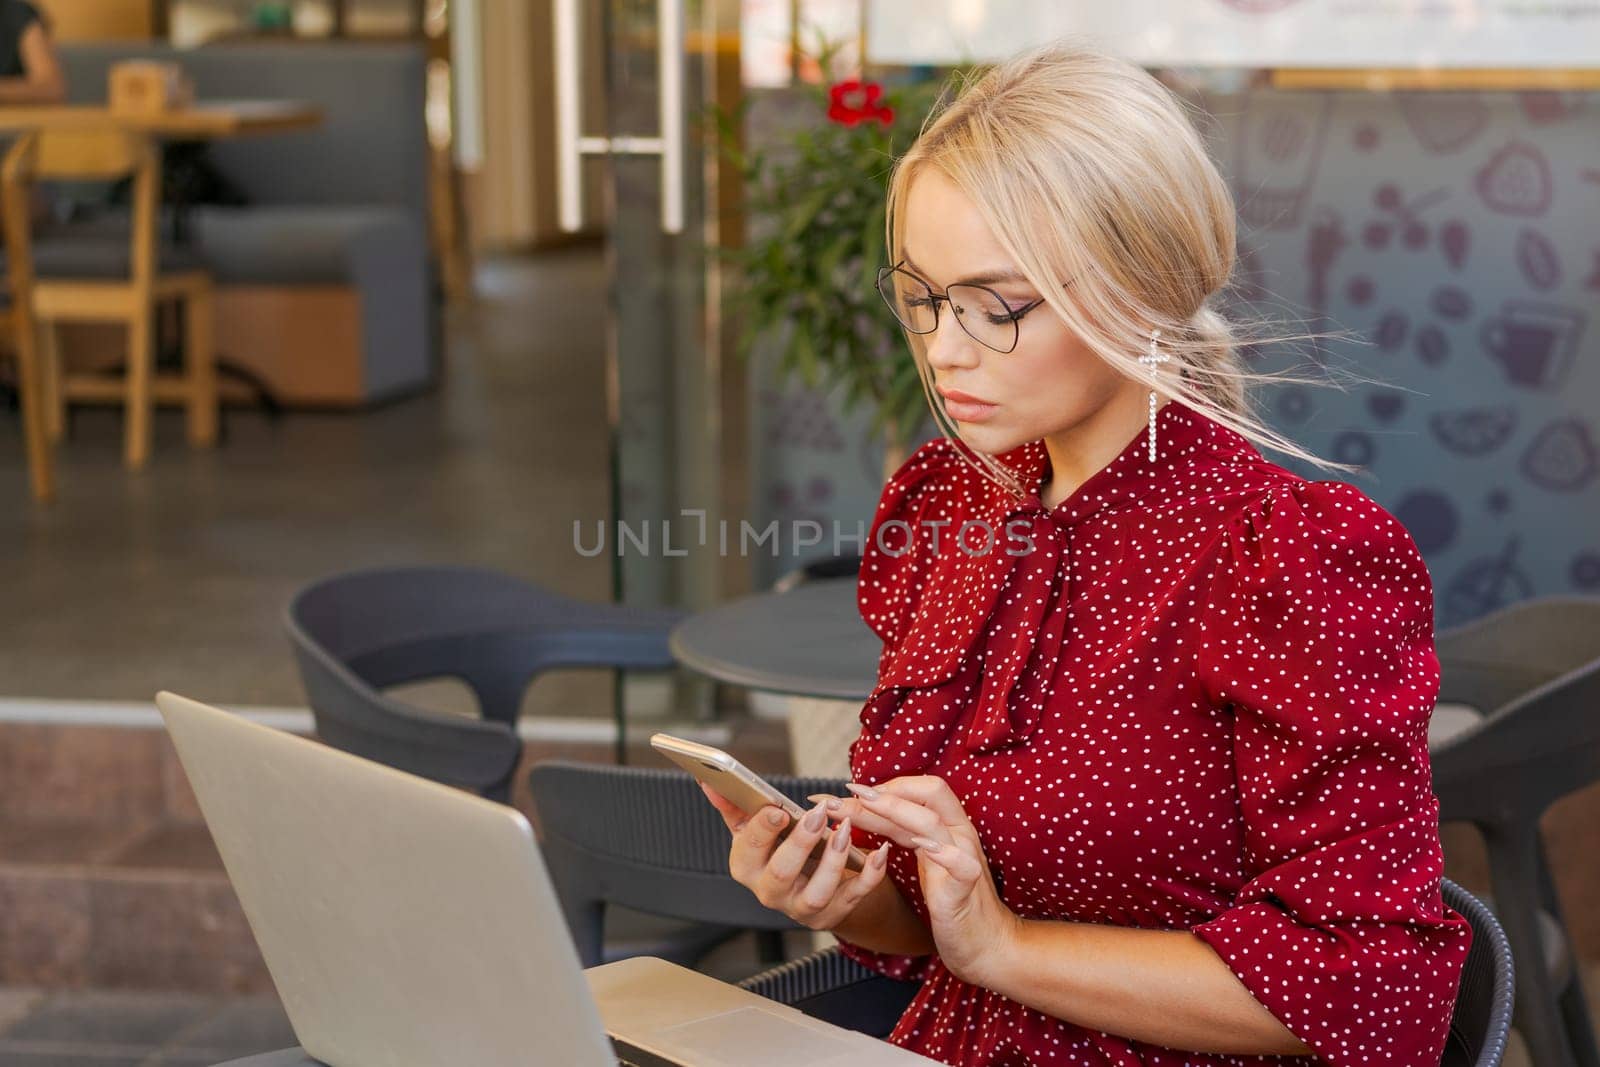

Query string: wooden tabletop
0 100 323 138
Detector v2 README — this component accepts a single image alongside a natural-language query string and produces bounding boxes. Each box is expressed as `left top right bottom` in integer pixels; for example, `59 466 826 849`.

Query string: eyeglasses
875 263 1048 355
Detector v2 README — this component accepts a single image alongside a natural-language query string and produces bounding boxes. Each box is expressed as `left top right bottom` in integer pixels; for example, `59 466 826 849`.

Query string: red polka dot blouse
839 399 1472 1066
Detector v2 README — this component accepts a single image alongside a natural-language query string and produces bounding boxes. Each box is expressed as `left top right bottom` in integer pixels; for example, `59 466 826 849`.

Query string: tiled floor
0 986 295 1065
0 248 621 716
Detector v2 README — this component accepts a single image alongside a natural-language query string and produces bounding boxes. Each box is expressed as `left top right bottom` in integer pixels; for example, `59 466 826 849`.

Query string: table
669 578 877 701
670 578 877 779
0 100 323 412
0 100 323 137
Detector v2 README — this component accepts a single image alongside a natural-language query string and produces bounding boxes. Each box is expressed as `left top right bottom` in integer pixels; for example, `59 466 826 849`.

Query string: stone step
0 818 272 993
0 715 794 993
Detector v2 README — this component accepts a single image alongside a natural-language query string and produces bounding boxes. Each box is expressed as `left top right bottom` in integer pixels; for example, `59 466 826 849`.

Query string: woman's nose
923 312 979 370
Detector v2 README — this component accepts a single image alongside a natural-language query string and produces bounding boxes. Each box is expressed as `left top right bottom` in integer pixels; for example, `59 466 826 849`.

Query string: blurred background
0 1 1594 1064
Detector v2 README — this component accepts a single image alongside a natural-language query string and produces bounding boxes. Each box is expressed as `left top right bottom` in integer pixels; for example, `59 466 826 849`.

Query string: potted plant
709 44 967 479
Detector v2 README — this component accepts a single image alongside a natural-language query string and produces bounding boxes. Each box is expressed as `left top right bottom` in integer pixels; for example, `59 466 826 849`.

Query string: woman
0 0 64 105
700 38 1472 1067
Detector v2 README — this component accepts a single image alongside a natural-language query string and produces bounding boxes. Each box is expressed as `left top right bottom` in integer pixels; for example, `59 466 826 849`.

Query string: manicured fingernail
871 842 890 869
844 782 879 801
806 794 843 812
911 836 942 853
829 818 851 852
802 803 826 832
765 808 787 827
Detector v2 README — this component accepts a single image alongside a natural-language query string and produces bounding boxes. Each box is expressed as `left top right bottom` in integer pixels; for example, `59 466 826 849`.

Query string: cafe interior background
0 0 1595 1063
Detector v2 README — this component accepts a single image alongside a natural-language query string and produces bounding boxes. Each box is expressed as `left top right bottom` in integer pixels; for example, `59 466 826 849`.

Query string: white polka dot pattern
835 401 1474 1067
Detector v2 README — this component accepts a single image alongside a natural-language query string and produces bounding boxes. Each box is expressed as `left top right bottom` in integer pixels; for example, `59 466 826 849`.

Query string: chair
0 170 52 500
1430 595 1600 1067
1442 878 1519 1067
528 760 845 969
0 127 216 471
771 550 862 594
736 877 1514 1064
284 565 686 803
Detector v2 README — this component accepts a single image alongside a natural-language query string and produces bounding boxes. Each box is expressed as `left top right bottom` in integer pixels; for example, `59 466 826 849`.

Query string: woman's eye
984 297 1039 324
972 299 1016 322
904 297 935 309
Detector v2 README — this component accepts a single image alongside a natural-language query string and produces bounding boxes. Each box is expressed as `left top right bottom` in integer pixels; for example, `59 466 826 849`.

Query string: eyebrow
900 252 1031 288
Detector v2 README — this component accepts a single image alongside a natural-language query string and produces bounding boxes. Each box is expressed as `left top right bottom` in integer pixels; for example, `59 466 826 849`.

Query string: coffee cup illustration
1480 301 1585 389
1235 95 1330 231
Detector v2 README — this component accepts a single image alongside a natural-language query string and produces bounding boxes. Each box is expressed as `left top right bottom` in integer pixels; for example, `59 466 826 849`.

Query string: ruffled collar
862 400 1251 761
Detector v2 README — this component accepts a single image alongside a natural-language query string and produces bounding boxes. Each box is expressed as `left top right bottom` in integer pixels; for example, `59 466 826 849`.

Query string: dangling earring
1138 328 1169 462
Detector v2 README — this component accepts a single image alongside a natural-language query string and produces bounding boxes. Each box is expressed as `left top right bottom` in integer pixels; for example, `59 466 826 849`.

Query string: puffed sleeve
835 438 958 983
1189 479 1473 1065
856 436 959 656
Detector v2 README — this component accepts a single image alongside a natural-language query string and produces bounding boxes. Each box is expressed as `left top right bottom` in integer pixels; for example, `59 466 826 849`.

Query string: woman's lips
939 388 998 423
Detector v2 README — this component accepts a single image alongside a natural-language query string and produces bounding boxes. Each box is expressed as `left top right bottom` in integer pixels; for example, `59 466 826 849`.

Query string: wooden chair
0 187 52 501
0 127 216 472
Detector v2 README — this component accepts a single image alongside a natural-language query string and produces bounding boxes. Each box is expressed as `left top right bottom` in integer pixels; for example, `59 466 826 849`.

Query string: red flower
827 79 895 128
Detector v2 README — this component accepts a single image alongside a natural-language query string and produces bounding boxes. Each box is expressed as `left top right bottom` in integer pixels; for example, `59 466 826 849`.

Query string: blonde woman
700 38 1471 1066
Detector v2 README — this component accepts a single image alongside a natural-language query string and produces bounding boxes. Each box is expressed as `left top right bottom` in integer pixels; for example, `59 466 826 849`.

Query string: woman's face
900 167 1136 457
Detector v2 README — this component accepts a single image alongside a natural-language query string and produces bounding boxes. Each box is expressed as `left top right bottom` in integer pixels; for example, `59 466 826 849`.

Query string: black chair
529 760 845 969
771 551 862 594
1431 595 1600 1067
284 565 686 803
1442 878 1519 1067
738 877 1514 1064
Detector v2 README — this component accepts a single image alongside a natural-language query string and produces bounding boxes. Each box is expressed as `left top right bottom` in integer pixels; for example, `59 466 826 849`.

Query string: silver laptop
155 691 932 1067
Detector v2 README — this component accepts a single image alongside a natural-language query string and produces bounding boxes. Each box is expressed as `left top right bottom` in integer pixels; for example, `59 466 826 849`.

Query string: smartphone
651 732 866 873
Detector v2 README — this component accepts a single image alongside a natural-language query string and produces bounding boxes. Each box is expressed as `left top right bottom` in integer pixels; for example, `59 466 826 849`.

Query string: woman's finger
796 817 853 915
760 801 830 892
847 786 954 845
814 842 891 928
911 835 984 883
728 805 790 884
700 781 751 832
868 776 978 835
819 798 921 848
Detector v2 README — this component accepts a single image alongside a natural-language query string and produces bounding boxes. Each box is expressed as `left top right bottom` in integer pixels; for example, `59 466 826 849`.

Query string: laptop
154 691 932 1067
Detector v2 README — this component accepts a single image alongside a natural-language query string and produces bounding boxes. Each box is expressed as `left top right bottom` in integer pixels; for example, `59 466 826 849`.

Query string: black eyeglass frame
875 262 1049 355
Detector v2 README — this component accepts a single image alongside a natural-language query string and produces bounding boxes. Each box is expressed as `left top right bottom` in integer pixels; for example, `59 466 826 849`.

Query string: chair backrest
528 760 847 967
1 128 163 285
283 565 687 801
30 129 150 180
283 570 525 800
1431 595 1600 823
1440 878 1516 1067
771 552 862 594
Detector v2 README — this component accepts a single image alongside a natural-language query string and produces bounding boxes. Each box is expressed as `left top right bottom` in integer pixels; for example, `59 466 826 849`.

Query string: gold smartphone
651 732 867 873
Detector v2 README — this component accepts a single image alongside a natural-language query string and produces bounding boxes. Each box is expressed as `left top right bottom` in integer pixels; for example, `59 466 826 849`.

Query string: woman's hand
699 782 892 931
811 775 1022 987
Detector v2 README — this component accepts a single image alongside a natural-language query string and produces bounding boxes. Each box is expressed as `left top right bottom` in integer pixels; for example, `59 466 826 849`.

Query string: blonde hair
885 37 1389 495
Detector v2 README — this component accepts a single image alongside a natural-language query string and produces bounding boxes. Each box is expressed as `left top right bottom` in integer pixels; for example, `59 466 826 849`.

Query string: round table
670 577 877 780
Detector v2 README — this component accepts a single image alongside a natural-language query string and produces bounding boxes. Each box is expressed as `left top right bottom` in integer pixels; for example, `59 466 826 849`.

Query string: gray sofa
56 41 436 406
